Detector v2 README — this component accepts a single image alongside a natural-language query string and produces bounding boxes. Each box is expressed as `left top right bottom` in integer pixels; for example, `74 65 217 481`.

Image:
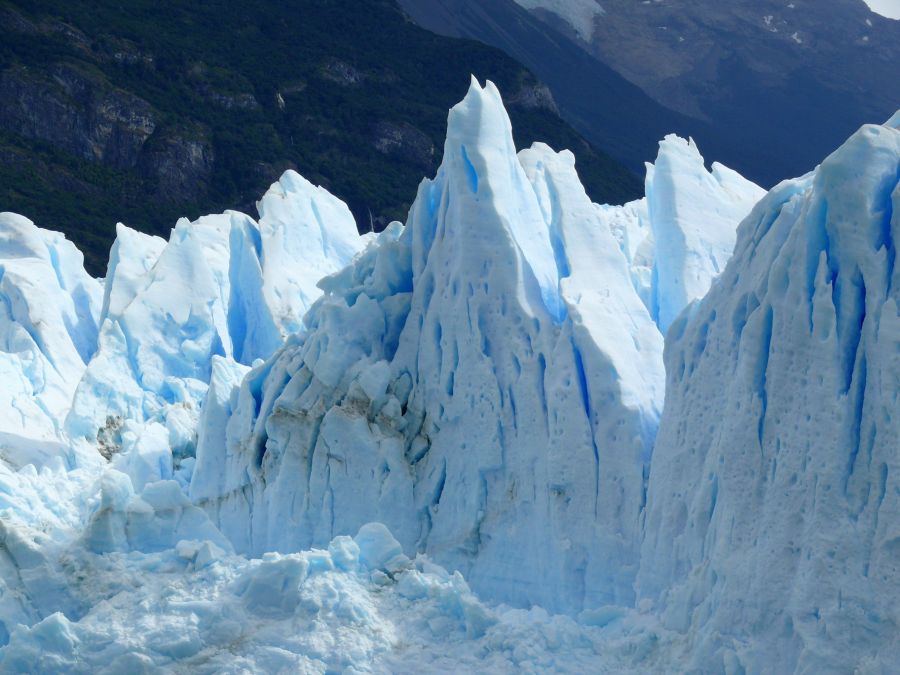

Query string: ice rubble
639 118 900 671
190 78 755 616
1 511 672 674
0 214 102 468
0 433 670 674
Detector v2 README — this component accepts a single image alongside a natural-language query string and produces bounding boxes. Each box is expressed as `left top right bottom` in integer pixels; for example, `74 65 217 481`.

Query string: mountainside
400 0 900 188
395 0 710 176
0 0 639 274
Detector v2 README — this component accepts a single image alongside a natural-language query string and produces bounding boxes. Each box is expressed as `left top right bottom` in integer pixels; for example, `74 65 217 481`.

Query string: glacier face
639 120 900 671
190 79 757 616
599 134 763 333
0 443 667 673
11 73 891 673
257 170 372 338
64 174 366 473
192 80 667 614
644 135 765 333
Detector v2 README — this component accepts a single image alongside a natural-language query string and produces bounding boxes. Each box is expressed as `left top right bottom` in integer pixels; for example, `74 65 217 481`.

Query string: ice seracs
99 223 165 325
599 135 765 334
258 169 370 338
191 78 666 614
0 74 829 672
645 135 765 333
0 214 102 467
639 116 900 671
65 175 367 478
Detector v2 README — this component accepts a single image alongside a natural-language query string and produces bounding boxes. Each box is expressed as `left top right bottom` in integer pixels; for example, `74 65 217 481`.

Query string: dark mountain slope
396 0 711 176
580 0 900 184
0 0 640 274
422 0 900 188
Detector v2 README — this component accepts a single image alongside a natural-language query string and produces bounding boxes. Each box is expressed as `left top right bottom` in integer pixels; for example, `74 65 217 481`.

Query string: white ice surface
0 450 672 673
597 136 763 335
258 170 367 337
66 179 367 473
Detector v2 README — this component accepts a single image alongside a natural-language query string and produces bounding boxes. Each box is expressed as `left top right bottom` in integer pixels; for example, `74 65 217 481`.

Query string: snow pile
0 214 102 468
639 118 900 671
192 78 666 615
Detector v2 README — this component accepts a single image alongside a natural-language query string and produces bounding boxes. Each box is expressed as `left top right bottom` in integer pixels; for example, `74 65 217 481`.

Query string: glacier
190 80 664 614
2 73 892 673
64 173 367 474
639 115 900 671
189 78 758 617
0 213 102 468
0 453 673 672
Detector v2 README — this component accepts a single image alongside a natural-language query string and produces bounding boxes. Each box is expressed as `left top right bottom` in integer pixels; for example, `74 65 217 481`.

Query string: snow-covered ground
2 78 895 672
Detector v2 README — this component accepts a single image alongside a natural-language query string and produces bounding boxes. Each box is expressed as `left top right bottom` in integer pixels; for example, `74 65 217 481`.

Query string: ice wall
65 179 366 468
0 214 102 467
598 136 763 334
639 118 900 671
191 79 666 614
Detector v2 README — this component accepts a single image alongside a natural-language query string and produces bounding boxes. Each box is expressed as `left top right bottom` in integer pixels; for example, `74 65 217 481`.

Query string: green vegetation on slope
0 0 641 274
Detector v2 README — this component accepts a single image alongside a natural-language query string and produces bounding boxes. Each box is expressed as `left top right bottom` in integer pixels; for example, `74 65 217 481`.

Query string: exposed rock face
0 62 214 202
319 59 365 86
1 0 640 278
401 0 900 187
508 82 559 115
576 0 900 121
372 121 436 171
0 64 156 169
138 128 215 201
